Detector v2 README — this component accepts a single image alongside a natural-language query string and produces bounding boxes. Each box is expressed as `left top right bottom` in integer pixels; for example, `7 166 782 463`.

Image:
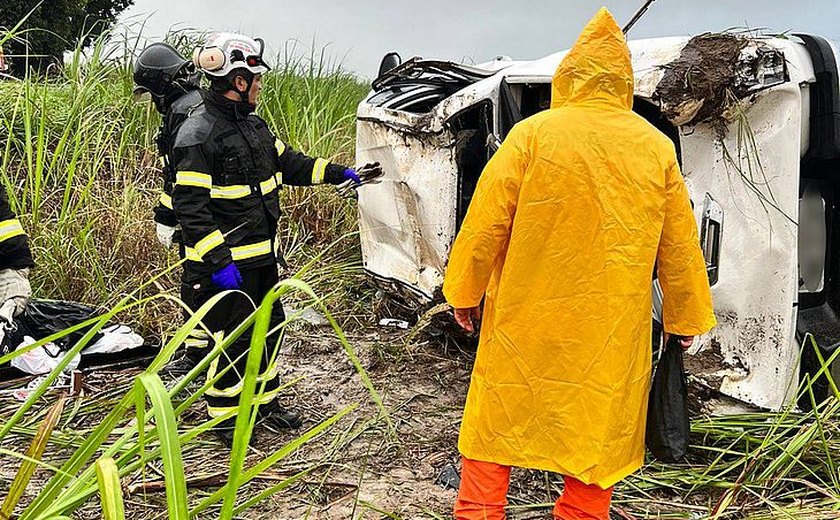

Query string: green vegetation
0 264 379 518
0 28 382 518
0 23 839 520
1 0 134 74
0 31 370 338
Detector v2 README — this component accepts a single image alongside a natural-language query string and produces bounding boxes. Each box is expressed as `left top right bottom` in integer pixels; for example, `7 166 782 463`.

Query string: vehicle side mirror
377 52 401 79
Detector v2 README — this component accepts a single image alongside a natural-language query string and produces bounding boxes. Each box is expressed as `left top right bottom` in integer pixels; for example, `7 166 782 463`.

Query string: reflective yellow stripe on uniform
206 386 281 417
230 240 271 261
185 239 272 263
195 230 225 259
159 193 173 209
275 139 287 186
311 158 328 184
209 180 277 199
274 139 286 186
185 338 209 349
211 184 251 199
0 219 25 243
188 328 210 339
184 328 213 348
176 171 212 189
175 328 211 349
260 176 278 195
206 358 281 398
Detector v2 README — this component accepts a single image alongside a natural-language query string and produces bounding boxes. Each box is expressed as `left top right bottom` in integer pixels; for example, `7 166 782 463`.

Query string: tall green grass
0 29 372 337
0 25 381 518
0 260 380 518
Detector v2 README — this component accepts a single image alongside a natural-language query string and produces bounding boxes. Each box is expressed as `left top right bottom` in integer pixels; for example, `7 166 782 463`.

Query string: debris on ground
436 461 461 491
289 305 330 327
378 317 409 329
1 300 147 378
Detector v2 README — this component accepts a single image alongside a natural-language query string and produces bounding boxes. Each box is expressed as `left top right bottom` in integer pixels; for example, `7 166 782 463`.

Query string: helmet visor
246 38 271 71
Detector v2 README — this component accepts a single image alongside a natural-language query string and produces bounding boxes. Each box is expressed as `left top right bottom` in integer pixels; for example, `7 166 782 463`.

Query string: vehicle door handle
700 193 723 286
485 133 502 153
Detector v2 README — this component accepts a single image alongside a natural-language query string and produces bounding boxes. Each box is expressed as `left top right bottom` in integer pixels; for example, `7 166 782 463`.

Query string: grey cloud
119 0 840 78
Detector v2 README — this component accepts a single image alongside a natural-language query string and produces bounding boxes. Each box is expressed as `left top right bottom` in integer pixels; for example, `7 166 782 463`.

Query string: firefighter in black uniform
133 42 216 375
133 42 204 250
0 187 34 328
172 32 381 444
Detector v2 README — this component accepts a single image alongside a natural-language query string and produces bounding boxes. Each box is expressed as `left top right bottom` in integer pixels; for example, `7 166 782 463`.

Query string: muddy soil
203 327 615 519
246 328 470 519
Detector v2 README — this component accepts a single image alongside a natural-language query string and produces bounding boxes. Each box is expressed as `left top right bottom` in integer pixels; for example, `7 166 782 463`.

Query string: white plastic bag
81 324 144 355
10 336 81 376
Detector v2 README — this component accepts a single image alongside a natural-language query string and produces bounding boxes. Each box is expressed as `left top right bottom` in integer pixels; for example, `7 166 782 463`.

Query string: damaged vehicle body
355 33 840 413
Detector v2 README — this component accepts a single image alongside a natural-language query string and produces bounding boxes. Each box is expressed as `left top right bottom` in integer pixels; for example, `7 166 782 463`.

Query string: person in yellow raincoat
443 8 716 520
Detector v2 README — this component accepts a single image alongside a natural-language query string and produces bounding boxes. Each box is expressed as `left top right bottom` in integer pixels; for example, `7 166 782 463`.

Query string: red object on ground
455 456 614 520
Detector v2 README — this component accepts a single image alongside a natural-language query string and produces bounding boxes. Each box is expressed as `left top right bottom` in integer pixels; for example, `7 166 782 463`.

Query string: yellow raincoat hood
551 8 634 111
443 8 715 488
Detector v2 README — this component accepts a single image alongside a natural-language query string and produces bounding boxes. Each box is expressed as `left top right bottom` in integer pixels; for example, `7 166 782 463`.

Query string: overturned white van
355 34 840 412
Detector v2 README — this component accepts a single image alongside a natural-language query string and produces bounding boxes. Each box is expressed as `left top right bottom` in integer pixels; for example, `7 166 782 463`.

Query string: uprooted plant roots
654 33 749 129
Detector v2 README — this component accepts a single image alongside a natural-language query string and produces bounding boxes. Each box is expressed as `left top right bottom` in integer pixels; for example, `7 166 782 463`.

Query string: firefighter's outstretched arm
273 139 349 186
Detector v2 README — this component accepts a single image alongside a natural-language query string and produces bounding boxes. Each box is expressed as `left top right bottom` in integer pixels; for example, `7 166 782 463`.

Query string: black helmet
133 42 193 98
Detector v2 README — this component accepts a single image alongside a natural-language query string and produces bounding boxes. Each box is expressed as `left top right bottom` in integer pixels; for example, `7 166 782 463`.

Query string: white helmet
192 32 271 78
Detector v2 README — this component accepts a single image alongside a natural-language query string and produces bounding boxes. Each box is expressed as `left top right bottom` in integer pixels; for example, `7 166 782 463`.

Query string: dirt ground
0 322 688 519
249 326 470 519
221 325 569 519
0 323 484 519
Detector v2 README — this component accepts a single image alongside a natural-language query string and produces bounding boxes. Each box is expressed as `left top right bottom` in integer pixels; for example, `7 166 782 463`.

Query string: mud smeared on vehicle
654 34 787 129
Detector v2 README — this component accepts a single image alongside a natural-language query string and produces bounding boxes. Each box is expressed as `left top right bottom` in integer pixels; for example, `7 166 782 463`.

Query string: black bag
645 335 691 462
1 299 99 356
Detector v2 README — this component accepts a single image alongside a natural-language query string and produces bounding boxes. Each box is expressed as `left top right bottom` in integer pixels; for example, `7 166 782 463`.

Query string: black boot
159 352 199 379
212 417 260 448
258 399 302 429
212 417 238 448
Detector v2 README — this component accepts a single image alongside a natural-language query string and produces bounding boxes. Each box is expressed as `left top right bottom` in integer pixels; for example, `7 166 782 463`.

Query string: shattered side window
368 85 450 113
370 59 496 114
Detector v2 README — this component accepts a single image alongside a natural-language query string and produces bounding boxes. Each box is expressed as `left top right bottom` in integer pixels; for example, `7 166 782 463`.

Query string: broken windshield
369 58 498 113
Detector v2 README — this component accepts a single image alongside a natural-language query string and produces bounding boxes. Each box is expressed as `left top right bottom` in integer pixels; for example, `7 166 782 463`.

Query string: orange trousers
454 457 614 520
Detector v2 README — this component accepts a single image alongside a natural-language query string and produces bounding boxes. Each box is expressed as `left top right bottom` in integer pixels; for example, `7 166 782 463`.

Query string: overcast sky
118 0 840 78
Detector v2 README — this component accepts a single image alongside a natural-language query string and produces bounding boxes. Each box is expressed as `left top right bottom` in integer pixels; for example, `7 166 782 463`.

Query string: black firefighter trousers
182 263 284 419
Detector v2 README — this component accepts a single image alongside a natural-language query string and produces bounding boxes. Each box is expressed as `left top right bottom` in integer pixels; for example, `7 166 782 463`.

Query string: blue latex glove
211 262 243 290
343 168 362 185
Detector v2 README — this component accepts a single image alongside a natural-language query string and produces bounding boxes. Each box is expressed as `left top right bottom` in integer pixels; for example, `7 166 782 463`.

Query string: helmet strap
152 95 167 115
232 72 254 105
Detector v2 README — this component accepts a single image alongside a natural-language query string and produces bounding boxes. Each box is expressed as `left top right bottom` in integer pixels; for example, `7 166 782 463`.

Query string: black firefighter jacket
153 87 204 227
171 91 347 281
0 188 34 270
